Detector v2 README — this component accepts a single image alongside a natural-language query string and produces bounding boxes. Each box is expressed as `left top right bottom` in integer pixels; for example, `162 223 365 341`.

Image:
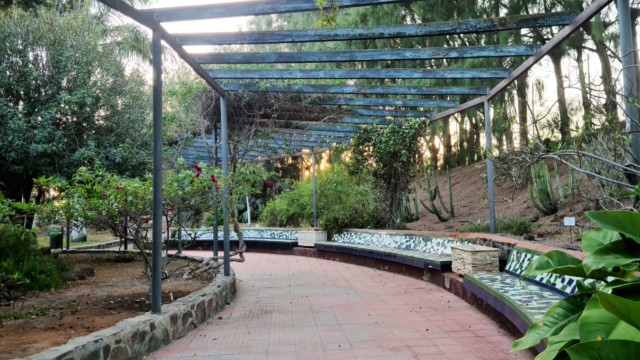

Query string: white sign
564 217 576 227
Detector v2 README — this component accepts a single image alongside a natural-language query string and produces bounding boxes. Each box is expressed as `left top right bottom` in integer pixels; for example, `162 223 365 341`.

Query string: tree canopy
0 4 152 204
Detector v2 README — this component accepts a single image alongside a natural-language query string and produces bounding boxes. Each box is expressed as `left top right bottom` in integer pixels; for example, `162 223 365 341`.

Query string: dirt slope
405 160 594 248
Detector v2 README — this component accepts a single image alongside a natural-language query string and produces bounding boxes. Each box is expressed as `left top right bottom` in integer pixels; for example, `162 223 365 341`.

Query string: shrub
0 224 65 292
260 165 385 234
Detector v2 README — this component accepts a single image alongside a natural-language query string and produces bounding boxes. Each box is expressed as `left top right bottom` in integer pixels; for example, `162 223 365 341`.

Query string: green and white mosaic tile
179 228 299 241
503 247 595 295
468 272 564 322
332 231 471 255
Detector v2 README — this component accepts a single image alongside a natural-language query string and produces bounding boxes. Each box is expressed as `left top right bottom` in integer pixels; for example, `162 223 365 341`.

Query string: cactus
400 190 419 222
528 162 560 215
420 165 454 222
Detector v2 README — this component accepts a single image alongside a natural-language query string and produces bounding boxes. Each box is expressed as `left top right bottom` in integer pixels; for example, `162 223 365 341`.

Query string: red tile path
152 252 533 360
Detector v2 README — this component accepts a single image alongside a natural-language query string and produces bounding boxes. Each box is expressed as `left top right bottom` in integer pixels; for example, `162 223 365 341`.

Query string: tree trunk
468 113 482 163
516 75 529 146
576 46 593 132
550 50 571 141
456 116 467 165
443 117 453 168
594 42 618 124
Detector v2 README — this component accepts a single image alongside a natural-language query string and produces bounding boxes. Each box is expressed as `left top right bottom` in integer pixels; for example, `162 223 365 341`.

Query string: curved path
152 252 532 360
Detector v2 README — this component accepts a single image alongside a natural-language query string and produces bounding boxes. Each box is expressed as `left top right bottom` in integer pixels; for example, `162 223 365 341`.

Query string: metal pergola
97 0 638 314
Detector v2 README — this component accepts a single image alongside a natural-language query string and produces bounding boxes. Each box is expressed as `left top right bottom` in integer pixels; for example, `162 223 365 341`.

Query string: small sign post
564 217 576 244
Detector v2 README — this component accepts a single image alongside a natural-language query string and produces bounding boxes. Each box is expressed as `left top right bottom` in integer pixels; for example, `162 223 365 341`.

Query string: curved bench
173 228 300 249
463 246 591 335
315 230 473 272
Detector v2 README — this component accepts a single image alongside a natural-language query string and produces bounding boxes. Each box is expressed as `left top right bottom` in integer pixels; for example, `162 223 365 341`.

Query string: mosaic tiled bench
464 246 591 335
315 231 473 271
173 228 299 249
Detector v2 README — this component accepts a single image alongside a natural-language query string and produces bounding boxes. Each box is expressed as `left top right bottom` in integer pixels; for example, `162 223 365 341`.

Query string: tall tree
0 5 152 207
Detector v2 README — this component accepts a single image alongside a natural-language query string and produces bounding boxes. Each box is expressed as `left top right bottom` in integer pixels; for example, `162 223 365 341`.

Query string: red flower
194 164 202 173
101 192 107 199
116 185 122 191
195 172 201 178
268 180 275 189
210 174 217 183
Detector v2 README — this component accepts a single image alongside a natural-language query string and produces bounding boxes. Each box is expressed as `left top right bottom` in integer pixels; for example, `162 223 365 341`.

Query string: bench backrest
178 228 299 241
332 231 471 256
504 247 594 296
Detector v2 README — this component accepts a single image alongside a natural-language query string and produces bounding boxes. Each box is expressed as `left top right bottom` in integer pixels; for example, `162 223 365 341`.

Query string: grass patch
0 305 50 324
461 218 536 236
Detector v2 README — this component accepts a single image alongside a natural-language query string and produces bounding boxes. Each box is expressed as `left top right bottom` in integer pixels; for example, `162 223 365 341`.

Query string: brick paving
151 252 533 360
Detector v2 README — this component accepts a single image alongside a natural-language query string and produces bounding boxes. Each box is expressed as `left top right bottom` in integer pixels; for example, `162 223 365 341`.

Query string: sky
146 0 251 34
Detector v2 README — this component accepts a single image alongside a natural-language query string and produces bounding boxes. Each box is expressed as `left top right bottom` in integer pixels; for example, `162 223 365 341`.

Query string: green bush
260 165 385 234
461 218 536 236
0 224 65 291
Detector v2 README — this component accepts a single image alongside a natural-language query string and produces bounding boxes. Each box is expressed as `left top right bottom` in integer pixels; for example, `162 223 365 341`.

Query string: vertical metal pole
151 30 163 314
483 101 497 234
213 108 219 259
311 149 318 228
221 96 231 276
213 187 219 259
213 113 219 166
618 0 640 163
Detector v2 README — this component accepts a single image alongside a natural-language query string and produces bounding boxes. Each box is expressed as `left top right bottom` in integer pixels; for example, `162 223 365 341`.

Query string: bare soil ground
406 160 596 248
0 254 213 360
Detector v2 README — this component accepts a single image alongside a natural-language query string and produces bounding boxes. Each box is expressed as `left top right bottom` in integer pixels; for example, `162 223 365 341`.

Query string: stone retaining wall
26 266 236 360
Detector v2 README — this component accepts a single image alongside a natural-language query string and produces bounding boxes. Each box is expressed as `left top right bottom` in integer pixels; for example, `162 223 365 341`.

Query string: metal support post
483 101 497 234
221 96 231 276
311 149 318 228
213 107 219 259
213 187 219 259
151 30 163 314
618 0 640 164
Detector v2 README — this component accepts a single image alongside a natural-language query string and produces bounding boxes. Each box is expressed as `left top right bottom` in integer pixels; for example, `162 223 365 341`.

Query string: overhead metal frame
96 0 627 314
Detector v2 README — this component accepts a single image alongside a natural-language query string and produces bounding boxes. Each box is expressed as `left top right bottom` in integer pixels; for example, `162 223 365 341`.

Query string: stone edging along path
25 255 236 360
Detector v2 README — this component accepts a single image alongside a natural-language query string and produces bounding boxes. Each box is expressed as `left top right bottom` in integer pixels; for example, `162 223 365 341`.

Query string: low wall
26 263 236 360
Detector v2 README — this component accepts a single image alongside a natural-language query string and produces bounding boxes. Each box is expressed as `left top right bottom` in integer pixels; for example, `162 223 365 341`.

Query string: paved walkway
152 252 532 360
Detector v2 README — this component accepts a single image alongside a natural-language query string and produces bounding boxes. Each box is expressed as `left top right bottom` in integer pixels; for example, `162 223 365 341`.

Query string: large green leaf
522 250 586 278
581 228 621 253
565 339 640 360
512 293 591 351
534 321 578 360
597 291 640 330
578 296 640 342
583 239 640 276
586 211 640 245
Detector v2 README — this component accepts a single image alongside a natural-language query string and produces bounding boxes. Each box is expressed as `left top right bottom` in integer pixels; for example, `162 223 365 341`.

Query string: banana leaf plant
512 210 640 359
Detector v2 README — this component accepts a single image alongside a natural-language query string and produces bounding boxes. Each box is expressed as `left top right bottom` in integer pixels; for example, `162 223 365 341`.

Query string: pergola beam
97 0 225 96
194 45 539 64
222 82 488 96
175 12 575 46
208 68 510 80
352 109 433 118
143 0 411 22
312 97 458 108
